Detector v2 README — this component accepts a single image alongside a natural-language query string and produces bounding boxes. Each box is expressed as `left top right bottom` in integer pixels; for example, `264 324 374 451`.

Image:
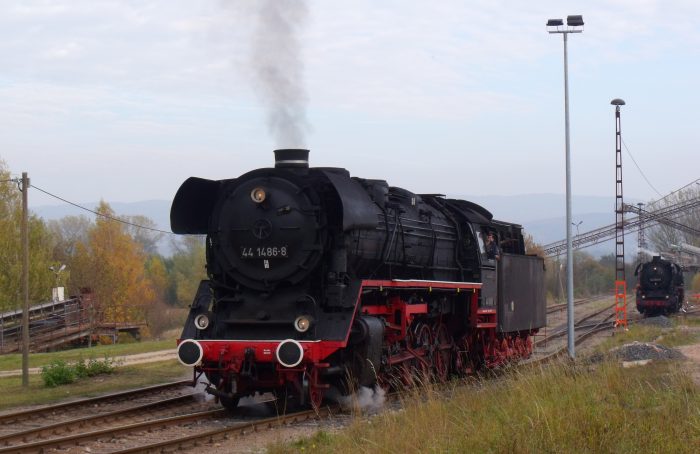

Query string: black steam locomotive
635 255 685 315
173 149 545 410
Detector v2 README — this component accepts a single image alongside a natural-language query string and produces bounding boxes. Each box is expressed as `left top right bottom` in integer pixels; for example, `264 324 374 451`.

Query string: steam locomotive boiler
172 149 545 410
635 255 685 315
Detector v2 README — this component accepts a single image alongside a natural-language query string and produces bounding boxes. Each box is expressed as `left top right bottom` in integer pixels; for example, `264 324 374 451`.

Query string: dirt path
0 349 177 378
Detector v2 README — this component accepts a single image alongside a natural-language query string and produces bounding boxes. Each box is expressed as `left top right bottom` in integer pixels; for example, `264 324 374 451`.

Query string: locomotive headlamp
251 187 267 204
294 315 314 333
194 314 210 330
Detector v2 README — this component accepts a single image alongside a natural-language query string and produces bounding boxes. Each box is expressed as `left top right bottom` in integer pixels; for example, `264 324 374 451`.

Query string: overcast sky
1 0 698 209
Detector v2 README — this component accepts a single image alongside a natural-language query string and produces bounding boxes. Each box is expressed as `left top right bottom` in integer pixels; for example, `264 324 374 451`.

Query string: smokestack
274 149 309 169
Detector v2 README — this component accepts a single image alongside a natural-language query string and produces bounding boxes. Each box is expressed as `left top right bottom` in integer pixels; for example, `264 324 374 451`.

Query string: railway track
0 393 207 448
546 297 601 314
531 313 617 364
0 373 328 454
133 305 699 453
534 299 699 363
112 407 329 454
0 379 206 453
0 389 325 453
0 407 232 453
1 303 695 453
0 380 193 429
106 308 653 454
535 302 616 348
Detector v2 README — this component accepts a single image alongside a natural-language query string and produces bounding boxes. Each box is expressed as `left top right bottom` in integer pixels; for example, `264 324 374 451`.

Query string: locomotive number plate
240 246 289 259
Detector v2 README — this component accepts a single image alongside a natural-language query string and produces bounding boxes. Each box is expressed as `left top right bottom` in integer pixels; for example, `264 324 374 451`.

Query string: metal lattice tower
541 194 700 256
637 202 645 264
612 98 627 328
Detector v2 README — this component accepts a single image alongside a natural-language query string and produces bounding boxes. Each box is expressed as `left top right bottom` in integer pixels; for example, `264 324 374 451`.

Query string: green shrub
85 357 115 376
41 356 115 387
74 358 88 378
41 360 76 387
117 332 139 344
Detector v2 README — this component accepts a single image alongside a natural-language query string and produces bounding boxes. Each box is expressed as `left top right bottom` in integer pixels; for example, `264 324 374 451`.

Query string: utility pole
21 172 30 387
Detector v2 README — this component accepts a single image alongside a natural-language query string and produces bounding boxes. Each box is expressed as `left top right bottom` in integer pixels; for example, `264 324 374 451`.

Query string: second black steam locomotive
635 255 685 315
173 149 545 410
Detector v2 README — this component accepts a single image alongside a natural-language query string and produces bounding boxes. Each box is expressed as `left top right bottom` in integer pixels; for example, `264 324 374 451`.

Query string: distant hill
32 194 633 257
454 193 617 224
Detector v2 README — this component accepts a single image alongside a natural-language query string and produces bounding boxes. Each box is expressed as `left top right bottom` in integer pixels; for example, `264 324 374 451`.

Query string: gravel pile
637 315 674 328
588 341 685 364
610 341 685 362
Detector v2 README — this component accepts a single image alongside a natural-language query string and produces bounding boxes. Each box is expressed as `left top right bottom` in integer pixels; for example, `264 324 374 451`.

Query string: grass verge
0 338 176 371
679 315 700 327
596 320 700 351
270 360 699 454
0 360 188 411
269 317 700 454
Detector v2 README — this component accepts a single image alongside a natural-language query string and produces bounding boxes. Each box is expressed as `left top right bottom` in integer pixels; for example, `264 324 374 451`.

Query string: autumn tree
0 159 55 311
70 201 152 324
573 251 614 297
145 255 168 303
524 233 545 257
144 254 187 335
48 215 91 265
166 235 207 306
123 215 164 256
545 251 620 301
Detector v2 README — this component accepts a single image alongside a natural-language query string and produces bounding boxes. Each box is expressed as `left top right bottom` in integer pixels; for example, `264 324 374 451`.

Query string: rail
0 380 192 425
112 407 328 454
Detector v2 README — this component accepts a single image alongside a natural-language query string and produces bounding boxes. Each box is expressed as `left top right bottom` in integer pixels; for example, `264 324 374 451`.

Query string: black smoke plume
226 0 310 148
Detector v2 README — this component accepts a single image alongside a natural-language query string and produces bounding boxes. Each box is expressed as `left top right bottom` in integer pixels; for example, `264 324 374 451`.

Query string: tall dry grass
269 359 700 453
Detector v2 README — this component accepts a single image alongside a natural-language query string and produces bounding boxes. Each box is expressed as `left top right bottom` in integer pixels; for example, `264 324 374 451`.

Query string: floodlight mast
612 98 628 329
546 15 584 360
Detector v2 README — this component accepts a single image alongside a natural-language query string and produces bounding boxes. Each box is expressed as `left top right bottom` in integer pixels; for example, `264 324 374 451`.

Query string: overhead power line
29 184 176 235
621 138 663 198
542 194 700 256
647 178 700 211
